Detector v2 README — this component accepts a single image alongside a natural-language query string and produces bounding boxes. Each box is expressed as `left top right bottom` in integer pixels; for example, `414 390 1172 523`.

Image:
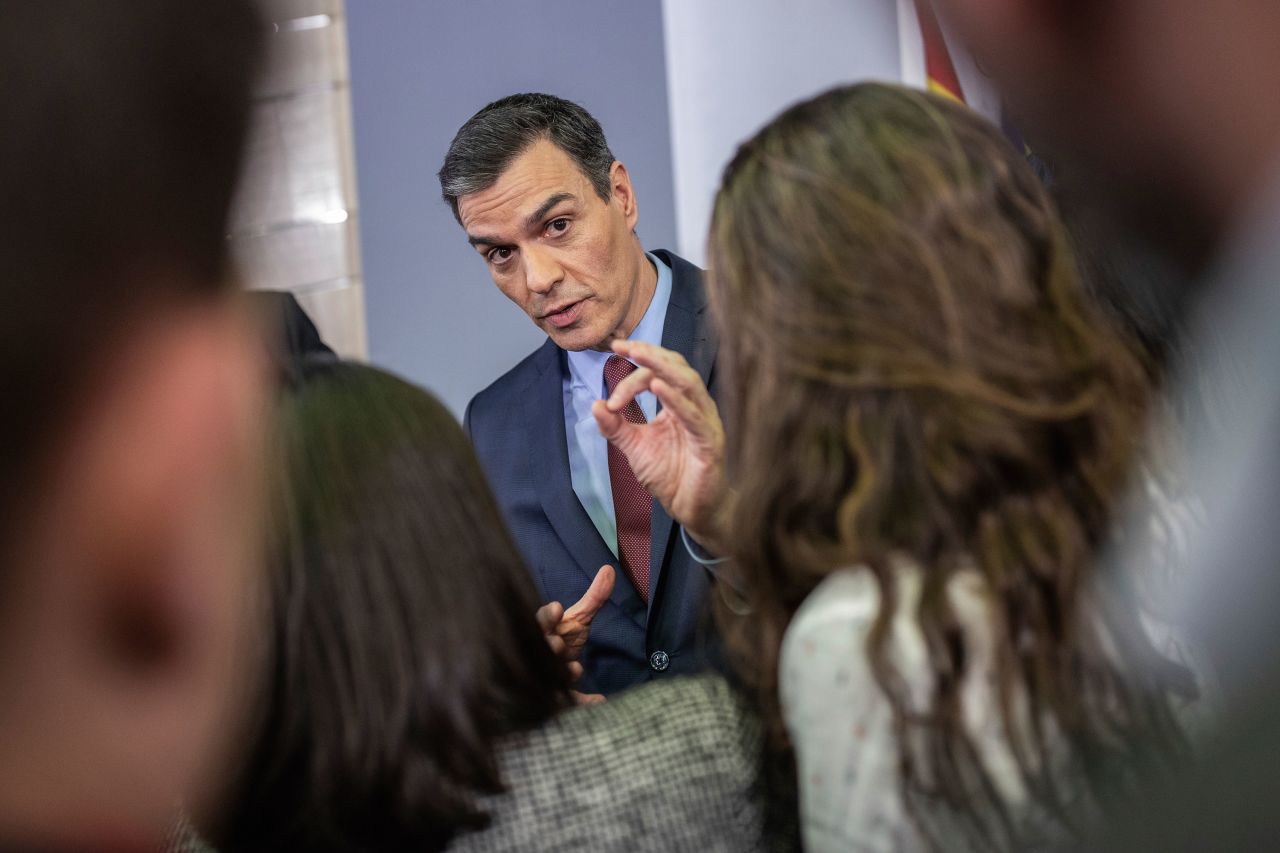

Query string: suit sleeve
463 396 476 441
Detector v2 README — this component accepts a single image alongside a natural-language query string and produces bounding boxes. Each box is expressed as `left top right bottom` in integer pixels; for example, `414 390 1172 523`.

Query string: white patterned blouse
779 566 1039 853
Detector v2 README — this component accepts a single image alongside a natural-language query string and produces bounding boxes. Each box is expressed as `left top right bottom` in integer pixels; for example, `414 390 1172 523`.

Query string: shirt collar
566 251 673 392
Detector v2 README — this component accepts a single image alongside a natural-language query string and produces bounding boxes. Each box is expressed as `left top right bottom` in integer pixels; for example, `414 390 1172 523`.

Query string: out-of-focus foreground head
931 0 1280 272
708 83 1183 845
0 1 265 848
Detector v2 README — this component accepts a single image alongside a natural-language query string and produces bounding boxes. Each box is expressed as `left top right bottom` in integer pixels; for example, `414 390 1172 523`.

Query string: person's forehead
458 139 589 231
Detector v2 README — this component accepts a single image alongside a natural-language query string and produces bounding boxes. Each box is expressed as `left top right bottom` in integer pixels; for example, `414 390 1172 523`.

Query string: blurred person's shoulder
450 674 775 852
509 673 762 794
1132 470 1217 700
548 673 758 750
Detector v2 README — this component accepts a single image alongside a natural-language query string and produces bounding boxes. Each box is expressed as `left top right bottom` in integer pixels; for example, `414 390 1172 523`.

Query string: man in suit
439 93 720 695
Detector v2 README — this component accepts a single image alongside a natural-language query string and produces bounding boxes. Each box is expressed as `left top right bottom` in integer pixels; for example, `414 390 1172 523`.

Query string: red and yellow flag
914 0 965 104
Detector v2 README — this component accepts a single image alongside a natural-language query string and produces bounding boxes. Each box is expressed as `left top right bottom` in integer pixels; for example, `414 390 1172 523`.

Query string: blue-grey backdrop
347 0 678 417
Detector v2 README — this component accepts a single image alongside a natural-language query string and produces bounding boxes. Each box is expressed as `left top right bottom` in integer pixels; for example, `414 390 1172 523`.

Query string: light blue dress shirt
563 252 672 558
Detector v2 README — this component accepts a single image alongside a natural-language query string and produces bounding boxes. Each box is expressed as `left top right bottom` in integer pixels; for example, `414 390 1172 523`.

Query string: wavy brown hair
707 83 1189 848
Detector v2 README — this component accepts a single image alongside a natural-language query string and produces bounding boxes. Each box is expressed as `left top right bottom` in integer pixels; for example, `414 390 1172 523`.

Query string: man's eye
547 218 570 236
487 247 514 264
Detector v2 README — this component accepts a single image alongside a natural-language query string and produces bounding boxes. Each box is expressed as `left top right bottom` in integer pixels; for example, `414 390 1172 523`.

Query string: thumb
535 601 564 635
592 399 638 448
565 564 615 622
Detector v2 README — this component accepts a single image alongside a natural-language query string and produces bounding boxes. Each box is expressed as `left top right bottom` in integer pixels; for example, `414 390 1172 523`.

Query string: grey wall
346 1 677 417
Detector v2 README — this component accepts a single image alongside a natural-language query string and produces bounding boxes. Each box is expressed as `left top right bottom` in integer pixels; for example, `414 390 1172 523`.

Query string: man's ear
609 161 640 231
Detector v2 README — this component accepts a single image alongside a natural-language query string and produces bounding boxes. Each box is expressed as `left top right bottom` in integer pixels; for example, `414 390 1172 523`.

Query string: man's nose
524 246 564 295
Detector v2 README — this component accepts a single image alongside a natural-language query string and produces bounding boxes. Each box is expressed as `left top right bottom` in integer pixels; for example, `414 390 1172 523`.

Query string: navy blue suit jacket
464 250 720 695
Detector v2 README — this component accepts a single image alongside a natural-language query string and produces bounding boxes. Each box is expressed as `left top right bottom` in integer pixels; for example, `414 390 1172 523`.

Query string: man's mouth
542 299 585 329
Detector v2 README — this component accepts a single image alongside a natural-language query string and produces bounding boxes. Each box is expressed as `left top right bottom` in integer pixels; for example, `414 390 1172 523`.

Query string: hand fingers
568 661 584 682
564 564 616 622
571 691 607 706
535 601 564 634
613 341 716 432
612 340 702 397
605 366 655 412
592 399 641 446
545 634 567 659
650 377 720 444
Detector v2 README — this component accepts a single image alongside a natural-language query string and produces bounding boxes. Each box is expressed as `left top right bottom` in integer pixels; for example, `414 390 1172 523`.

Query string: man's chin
544 323 607 353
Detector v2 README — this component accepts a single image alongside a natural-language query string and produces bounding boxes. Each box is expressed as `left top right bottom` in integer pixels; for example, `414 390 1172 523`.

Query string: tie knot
604 354 637 396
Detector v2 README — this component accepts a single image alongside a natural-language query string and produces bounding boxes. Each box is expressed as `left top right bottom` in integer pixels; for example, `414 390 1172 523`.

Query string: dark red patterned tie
604 355 652 602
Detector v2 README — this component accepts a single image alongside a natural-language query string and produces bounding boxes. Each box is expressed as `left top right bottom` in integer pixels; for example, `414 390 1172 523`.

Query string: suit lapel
523 340 647 626
648 251 717 614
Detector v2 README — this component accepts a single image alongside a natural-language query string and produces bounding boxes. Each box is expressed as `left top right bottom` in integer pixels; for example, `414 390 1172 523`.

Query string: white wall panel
233 0 367 358
661 0 902 266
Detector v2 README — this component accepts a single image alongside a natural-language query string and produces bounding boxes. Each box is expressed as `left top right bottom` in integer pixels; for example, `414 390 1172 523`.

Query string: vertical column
231 0 368 358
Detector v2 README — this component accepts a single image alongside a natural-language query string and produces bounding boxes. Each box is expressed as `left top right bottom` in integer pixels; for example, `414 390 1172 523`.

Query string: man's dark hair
438 93 616 223
0 0 263 545
212 361 572 852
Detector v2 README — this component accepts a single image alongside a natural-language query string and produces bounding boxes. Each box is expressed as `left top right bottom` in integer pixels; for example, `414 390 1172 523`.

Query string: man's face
458 139 648 352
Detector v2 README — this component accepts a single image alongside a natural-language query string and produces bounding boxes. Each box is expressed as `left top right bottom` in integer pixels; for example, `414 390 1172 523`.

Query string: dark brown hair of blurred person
0 1 265 848
706 83 1190 848
1050 172 1191 387
212 361 572 852
931 0 1280 279
927 1 1280 847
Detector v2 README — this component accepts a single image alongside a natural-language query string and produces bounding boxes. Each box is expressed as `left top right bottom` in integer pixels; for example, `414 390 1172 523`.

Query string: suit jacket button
649 650 670 672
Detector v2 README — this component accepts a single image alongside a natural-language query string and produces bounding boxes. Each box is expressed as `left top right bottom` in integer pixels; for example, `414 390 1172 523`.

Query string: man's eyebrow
466 192 577 246
524 192 576 231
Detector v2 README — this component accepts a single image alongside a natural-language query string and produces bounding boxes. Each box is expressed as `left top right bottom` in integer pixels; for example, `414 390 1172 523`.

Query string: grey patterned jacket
448 674 790 852
165 675 791 852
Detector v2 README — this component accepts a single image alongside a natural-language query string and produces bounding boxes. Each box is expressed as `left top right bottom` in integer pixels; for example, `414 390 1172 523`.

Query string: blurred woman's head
216 361 570 852
707 83 1183 843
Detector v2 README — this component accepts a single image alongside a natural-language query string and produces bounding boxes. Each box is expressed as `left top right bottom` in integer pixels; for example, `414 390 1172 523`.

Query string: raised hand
591 339 731 554
535 564 615 692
